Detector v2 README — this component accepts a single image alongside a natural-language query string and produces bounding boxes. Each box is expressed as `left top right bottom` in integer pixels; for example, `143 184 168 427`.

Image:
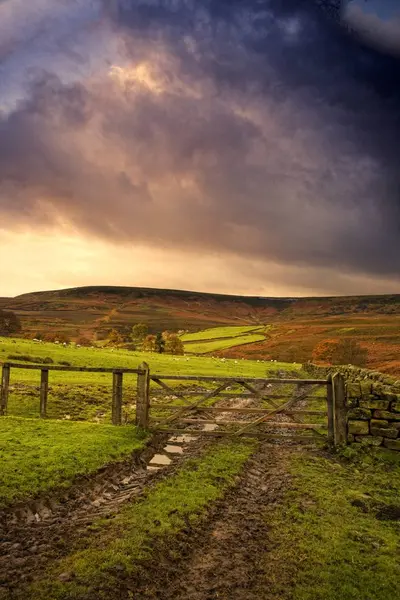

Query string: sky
0 0 399 298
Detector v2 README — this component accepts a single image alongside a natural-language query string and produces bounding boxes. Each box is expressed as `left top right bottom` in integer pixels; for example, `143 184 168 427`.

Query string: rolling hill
1 286 400 374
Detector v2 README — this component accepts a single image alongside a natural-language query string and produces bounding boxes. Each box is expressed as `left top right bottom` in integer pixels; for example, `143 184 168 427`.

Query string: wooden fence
0 362 149 426
0 362 347 445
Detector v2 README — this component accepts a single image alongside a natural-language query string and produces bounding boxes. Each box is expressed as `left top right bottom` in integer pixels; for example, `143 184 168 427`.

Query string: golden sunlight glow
109 63 164 94
1 230 399 298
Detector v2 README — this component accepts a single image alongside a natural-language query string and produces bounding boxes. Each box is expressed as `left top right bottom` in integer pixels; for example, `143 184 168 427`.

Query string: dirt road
128 441 297 600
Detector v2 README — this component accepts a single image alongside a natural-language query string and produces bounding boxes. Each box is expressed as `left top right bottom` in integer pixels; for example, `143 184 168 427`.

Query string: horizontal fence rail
0 361 148 424
150 375 327 384
4 362 144 374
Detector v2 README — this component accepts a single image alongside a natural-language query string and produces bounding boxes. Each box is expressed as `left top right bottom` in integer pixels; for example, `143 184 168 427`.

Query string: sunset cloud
0 1 399 297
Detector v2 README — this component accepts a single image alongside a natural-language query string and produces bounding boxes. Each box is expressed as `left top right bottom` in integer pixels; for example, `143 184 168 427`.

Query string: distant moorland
1 286 400 375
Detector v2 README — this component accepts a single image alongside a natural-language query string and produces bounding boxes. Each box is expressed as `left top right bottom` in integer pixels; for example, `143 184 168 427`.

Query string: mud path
0 433 214 596
167 443 292 600
0 381 321 598
117 441 297 600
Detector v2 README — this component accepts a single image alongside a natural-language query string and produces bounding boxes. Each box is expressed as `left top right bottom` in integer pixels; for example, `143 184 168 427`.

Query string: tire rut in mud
130 442 296 600
0 434 214 596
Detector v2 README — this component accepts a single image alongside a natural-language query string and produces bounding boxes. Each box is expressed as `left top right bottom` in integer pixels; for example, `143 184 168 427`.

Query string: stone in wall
348 420 369 435
373 410 400 421
347 408 371 420
370 420 398 439
359 399 389 410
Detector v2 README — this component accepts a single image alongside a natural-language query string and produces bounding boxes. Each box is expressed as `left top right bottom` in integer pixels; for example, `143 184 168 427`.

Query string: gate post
136 362 150 429
40 369 49 418
112 370 123 425
326 374 334 444
332 373 347 446
0 363 10 416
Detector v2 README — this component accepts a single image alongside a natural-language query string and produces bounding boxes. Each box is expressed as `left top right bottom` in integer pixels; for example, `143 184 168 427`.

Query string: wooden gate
1 361 347 445
146 372 347 445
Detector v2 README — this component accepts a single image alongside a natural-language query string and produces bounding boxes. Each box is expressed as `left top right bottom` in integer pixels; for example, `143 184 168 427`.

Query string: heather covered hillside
1 287 400 374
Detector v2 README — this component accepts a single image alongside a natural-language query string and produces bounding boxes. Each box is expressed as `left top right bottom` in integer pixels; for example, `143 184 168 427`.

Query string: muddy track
162 443 293 600
0 433 215 596
91 441 298 600
0 381 322 597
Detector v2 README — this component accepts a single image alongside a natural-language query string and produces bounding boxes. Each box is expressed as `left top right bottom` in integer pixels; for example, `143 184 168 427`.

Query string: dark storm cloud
0 0 399 284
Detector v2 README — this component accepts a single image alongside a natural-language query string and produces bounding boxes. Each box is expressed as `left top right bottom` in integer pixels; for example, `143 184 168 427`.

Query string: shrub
0 310 21 336
75 335 91 347
7 354 50 364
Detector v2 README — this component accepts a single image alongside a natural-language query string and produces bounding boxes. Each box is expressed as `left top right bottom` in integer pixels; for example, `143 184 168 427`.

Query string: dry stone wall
303 362 400 451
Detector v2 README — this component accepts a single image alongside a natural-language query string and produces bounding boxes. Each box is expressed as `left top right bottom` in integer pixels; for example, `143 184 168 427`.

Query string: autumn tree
313 338 367 367
75 335 91 347
107 329 124 346
163 332 184 355
131 323 149 344
43 331 70 344
0 310 21 336
142 334 156 352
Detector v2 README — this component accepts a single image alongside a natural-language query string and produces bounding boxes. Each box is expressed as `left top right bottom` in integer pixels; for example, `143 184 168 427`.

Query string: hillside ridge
5 284 400 303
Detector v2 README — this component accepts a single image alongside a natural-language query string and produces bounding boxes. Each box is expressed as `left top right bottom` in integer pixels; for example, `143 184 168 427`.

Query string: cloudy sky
0 0 399 298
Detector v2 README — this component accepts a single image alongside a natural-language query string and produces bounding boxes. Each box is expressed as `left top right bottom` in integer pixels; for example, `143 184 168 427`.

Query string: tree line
107 323 185 355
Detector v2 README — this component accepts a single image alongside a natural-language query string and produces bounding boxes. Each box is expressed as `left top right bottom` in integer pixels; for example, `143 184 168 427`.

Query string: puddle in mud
169 435 196 443
164 445 184 454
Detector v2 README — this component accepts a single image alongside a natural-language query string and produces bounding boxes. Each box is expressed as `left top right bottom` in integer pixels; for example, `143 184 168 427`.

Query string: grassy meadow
181 324 269 354
0 334 301 507
0 336 298 422
180 325 266 341
183 332 267 354
19 441 400 600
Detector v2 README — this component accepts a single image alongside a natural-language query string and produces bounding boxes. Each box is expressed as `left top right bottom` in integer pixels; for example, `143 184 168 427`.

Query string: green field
181 325 266 342
19 441 400 600
184 333 267 354
0 336 287 383
180 324 269 355
0 337 298 422
0 417 147 508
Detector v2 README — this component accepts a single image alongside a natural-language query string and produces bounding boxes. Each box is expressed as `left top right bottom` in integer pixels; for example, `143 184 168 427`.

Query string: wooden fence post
332 372 347 446
136 362 150 429
40 369 49 418
1 363 10 416
112 371 123 425
326 374 334 444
